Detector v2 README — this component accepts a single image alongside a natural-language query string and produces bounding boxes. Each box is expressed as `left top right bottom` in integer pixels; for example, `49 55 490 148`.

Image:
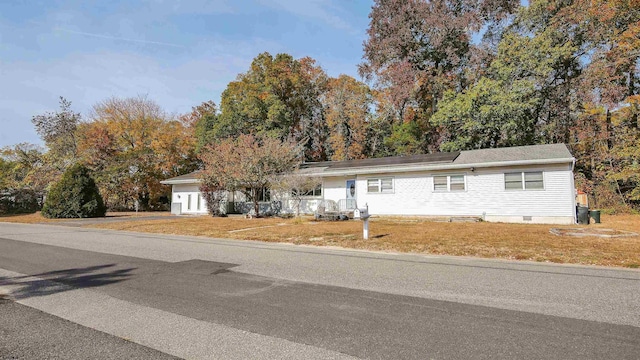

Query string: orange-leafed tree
198 134 301 217
78 95 198 210
323 75 372 161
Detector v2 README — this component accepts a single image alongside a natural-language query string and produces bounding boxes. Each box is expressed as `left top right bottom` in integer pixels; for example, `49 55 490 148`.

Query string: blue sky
0 0 373 147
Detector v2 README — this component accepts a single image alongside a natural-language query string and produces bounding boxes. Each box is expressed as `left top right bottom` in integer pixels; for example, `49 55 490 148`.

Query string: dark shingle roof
301 151 460 170
455 144 572 165
162 144 573 183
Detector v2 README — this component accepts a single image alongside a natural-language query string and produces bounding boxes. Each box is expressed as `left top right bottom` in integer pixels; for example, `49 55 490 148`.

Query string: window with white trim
504 171 544 190
292 185 322 197
433 175 466 192
367 177 394 193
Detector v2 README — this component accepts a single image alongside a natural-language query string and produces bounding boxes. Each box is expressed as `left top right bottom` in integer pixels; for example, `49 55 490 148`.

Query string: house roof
160 170 201 185
454 143 572 165
160 144 574 184
300 151 460 170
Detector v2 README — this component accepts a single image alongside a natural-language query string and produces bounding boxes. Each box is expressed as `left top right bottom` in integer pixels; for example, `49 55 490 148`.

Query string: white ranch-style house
161 143 577 224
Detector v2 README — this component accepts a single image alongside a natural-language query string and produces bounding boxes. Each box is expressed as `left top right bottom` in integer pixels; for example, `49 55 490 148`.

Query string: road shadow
0 264 135 300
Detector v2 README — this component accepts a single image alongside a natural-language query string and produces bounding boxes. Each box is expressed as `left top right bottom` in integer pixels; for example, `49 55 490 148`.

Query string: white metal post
363 218 369 239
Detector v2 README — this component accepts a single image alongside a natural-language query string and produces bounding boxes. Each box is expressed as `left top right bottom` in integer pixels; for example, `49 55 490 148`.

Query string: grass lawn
2 212 639 268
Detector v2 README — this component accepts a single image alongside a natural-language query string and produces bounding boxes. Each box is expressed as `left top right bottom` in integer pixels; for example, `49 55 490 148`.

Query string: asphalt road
1 222 639 359
0 298 179 360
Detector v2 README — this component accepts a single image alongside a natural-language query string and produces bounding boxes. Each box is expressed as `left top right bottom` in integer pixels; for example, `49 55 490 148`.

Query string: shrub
41 164 106 218
0 189 42 215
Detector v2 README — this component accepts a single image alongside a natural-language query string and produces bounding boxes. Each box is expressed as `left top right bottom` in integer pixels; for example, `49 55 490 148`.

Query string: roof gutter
302 157 576 177
160 179 202 185
161 157 576 183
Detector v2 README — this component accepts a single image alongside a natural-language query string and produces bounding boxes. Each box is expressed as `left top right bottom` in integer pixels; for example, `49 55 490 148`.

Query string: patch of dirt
550 228 638 238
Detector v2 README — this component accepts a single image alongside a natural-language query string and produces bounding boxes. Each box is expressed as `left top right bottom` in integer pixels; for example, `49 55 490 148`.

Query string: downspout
570 158 577 224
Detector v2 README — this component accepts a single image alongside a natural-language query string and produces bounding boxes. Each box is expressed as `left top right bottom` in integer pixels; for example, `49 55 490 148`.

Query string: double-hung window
433 175 466 192
367 177 393 193
293 185 322 197
504 171 544 190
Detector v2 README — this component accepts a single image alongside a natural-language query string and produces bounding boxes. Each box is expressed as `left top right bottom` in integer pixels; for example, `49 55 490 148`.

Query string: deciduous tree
79 95 197 210
198 134 301 217
31 97 81 168
323 75 372 160
269 172 321 217
216 52 329 161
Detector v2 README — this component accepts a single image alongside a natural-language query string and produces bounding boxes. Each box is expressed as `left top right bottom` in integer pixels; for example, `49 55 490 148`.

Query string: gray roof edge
303 157 574 177
162 144 573 182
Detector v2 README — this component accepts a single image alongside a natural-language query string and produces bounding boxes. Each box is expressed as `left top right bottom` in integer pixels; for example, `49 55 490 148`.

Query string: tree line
1 0 639 213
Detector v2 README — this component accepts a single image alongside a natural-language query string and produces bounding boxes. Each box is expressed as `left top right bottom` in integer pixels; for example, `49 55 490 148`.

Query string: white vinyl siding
505 171 544 190
367 177 394 193
318 164 574 222
433 175 466 192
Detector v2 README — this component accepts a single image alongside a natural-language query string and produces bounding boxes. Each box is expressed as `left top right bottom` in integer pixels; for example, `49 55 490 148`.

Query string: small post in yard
354 203 370 239
363 216 369 239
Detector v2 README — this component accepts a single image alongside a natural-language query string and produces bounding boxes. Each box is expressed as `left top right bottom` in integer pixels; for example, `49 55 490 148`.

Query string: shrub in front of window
41 164 106 218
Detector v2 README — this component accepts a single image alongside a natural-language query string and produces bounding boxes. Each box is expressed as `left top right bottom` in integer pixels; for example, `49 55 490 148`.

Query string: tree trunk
254 198 260 218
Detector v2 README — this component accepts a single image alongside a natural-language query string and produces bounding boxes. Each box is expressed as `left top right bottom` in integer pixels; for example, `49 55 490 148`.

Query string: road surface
0 222 639 359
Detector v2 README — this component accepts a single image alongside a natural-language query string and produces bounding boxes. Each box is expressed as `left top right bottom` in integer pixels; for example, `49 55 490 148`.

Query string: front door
345 179 356 209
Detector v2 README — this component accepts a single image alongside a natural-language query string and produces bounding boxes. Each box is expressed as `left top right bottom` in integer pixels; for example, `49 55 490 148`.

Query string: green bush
0 189 42 215
42 164 106 218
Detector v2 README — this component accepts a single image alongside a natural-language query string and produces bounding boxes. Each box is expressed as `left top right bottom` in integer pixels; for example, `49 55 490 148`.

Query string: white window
197 194 201 210
434 176 448 191
187 194 192 210
505 171 544 190
367 177 394 193
524 172 544 190
450 175 465 191
433 175 466 192
293 185 322 197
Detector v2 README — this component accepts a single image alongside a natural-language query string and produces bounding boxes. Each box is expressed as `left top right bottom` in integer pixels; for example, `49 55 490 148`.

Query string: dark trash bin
577 206 590 225
589 210 601 224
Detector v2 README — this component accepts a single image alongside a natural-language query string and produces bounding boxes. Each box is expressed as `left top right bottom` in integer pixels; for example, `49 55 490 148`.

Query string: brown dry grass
2 212 639 268
0 212 57 224
0 211 170 224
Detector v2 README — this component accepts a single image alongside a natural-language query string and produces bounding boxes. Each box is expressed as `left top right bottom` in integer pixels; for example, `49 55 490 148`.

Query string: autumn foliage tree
78 96 198 210
198 134 301 217
323 75 372 160
210 53 329 161
360 0 519 154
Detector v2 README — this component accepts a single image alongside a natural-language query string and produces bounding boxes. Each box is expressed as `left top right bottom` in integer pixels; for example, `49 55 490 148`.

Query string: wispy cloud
53 27 185 48
258 0 357 34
